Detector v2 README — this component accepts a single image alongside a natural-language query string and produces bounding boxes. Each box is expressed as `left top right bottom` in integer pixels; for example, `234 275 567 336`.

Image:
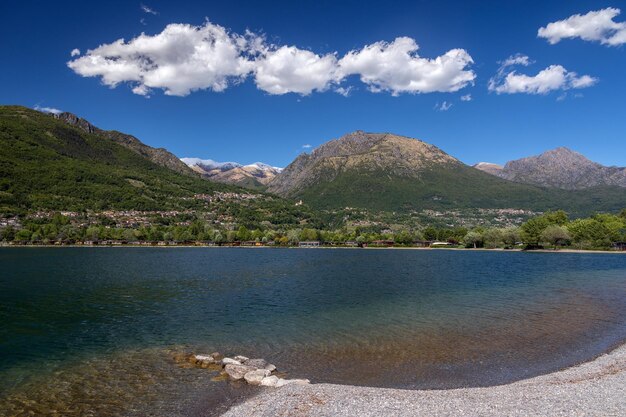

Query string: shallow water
1 248 625 415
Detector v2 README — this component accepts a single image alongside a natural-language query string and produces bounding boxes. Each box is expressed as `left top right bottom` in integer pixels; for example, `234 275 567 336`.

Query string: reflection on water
0 248 625 415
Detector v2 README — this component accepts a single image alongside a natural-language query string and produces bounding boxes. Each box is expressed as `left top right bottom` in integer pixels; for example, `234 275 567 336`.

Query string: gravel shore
222 344 626 416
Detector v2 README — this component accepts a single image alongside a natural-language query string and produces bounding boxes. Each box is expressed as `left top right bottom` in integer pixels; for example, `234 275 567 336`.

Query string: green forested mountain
0 106 318 228
269 131 626 217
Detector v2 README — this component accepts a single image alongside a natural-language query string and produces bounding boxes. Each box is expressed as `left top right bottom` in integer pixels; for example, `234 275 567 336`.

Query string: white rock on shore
244 369 271 385
224 364 255 380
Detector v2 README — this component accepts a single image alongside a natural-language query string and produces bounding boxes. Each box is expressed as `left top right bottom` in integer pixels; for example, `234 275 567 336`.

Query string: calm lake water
1 248 625 416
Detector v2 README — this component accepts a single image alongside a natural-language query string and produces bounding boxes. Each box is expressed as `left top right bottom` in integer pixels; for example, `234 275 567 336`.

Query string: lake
1 248 625 416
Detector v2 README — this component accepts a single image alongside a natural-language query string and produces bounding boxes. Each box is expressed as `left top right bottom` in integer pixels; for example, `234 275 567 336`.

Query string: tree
541 225 570 249
520 217 550 246
464 231 483 248
543 210 569 226
394 230 413 245
287 229 301 244
483 228 503 248
236 226 250 241
501 227 521 248
1 226 15 241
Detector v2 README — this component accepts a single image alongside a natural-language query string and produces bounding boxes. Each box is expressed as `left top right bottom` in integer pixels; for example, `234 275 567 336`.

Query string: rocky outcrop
53 112 195 176
476 147 626 190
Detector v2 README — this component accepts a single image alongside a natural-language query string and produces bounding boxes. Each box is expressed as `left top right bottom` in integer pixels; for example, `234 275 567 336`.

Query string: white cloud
489 64 598 95
141 4 158 15
68 22 475 97
435 101 452 111
253 45 339 95
34 105 62 115
68 21 253 96
302 144 312 149
336 37 475 96
70 48 80 57
335 86 353 97
538 7 626 46
460 94 472 101
500 53 532 68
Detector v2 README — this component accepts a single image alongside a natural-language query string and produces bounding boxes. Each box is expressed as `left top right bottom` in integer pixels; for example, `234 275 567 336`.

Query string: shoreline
1 244 625 254
222 342 626 416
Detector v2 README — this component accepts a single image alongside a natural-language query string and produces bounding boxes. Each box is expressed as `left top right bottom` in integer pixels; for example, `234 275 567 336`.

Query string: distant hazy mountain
181 158 282 190
475 147 626 190
473 162 504 176
267 131 626 215
54 112 195 176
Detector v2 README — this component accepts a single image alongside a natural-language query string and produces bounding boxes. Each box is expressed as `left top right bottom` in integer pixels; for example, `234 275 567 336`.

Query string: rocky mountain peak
267 131 459 197
476 147 626 190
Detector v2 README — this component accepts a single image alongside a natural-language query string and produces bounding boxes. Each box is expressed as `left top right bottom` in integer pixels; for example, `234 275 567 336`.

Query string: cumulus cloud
302 144 312 149
489 64 598 95
141 4 158 15
68 21 253 96
538 7 626 46
70 48 80 57
253 45 339 95
460 94 472 101
34 105 62 115
434 101 453 111
337 37 475 96
68 21 475 97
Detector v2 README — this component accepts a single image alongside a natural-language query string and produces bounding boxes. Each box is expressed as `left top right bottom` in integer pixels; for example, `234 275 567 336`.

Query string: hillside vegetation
0 106 319 228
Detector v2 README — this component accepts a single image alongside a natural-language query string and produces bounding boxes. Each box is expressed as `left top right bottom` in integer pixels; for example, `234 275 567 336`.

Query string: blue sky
1 0 625 167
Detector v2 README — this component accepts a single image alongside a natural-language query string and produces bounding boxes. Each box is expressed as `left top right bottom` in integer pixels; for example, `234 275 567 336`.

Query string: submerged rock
244 369 271 385
194 354 215 364
224 364 255 380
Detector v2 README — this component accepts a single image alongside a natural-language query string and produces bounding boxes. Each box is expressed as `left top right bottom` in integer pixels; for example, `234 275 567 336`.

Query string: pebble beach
222 344 626 416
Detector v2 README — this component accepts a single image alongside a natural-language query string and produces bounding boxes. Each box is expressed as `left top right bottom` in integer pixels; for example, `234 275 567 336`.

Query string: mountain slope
269 131 626 215
475 147 626 189
55 112 195 176
0 106 319 228
181 158 282 190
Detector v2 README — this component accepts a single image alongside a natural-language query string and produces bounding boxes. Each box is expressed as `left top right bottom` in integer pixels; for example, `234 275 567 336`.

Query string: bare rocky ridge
53 112 195 176
267 130 459 197
475 147 626 190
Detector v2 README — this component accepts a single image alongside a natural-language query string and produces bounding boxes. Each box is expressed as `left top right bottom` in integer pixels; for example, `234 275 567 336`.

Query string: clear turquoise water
0 248 625 415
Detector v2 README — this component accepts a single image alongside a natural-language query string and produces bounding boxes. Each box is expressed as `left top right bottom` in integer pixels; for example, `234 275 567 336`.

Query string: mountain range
474 147 626 190
266 131 626 215
3 105 626 221
181 158 282 190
